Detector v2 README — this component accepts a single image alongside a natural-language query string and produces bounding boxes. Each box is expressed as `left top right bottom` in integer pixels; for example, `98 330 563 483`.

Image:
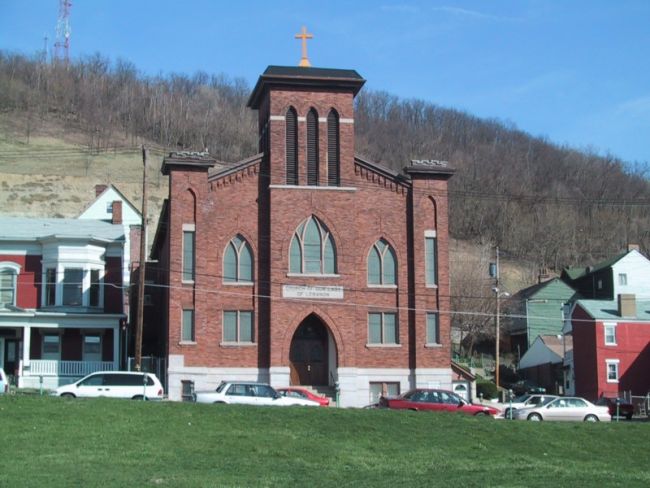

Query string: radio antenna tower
54 0 72 64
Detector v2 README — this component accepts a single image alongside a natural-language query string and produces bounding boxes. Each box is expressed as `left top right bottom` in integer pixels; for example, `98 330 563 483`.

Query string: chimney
538 267 550 284
95 184 108 197
111 201 123 225
618 293 636 318
627 244 639 252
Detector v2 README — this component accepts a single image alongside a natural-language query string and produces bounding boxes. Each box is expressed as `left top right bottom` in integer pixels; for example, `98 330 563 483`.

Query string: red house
152 64 454 405
570 294 650 401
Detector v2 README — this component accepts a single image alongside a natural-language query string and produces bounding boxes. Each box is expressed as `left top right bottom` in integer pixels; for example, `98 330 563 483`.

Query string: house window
0 267 17 307
289 216 336 275
306 108 319 186
425 232 437 286
597 279 603 290
83 335 102 362
182 229 195 282
223 311 254 343
368 312 398 345
62 268 84 306
223 235 253 283
369 382 400 404
182 309 195 342
604 323 617 345
181 380 195 402
606 360 619 383
89 269 101 307
426 312 440 344
367 239 396 285
618 273 627 286
45 268 56 306
327 109 340 186
42 335 61 360
106 202 113 213
285 107 298 185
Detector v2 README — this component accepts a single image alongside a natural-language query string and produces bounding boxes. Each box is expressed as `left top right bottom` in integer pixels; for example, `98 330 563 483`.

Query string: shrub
476 379 498 400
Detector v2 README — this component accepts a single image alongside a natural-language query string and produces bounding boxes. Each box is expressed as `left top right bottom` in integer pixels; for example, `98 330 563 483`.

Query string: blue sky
1 0 648 165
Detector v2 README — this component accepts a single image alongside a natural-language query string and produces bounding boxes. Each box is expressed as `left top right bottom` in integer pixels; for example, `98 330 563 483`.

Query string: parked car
513 396 611 422
0 368 8 394
596 397 634 420
194 381 319 407
379 388 500 417
508 379 546 396
276 387 330 406
502 394 558 419
54 371 164 400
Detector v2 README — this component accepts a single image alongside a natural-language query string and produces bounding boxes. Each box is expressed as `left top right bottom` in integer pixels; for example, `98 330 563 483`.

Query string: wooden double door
289 316 329 386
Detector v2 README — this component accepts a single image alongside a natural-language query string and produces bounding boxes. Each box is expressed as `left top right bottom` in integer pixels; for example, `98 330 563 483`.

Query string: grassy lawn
1 396 649 487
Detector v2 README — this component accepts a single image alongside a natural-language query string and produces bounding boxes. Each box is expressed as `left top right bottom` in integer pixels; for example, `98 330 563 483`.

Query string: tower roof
247 65 366 109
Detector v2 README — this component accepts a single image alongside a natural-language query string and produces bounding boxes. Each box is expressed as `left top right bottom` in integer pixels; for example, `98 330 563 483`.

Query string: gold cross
295 26 313 67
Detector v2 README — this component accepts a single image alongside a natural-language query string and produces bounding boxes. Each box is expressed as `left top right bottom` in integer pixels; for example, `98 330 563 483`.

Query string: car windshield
216 382 227 393
513 394 531 403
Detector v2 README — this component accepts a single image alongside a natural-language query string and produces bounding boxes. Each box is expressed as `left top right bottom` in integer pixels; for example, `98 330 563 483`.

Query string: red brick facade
156 66 454 405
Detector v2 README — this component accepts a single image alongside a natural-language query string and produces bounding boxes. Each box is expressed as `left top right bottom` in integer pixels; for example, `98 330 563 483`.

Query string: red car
596 397 634 420
277 387 330 407
379 388 500 417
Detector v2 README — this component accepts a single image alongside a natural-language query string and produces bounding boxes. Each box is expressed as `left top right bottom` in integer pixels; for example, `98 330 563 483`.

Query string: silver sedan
513 396 611 422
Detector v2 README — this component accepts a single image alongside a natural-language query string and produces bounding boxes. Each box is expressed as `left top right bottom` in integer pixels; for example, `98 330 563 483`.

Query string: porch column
113 325 119 370
22 326 31 369
19 326 31 387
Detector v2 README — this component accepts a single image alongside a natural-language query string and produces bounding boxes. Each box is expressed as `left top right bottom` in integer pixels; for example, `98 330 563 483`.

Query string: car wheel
213 401 226 404
527 413 542 421
61 393 75 399
474 411 488 417
132 395 147 401
584 414 599 422
625 413 633 420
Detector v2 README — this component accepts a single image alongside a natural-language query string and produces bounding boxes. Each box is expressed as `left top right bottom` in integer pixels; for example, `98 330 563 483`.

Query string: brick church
152 58 454 405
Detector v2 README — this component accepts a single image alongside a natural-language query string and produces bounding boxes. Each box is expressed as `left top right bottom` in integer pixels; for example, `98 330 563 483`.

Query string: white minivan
54 371 164 400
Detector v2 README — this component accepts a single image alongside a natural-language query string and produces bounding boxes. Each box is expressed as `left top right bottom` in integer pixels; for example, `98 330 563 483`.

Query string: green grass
1 397 649 487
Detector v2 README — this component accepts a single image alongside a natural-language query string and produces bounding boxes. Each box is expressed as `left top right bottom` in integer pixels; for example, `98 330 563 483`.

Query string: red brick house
569 294 650 401
152 65 454 405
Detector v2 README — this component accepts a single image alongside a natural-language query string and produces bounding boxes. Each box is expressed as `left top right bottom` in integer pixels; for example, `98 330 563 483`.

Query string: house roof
511 277 574 301
208 153 263 181
539 334 573 356
562 251 628 281
574 299 650 321
0 218 125 242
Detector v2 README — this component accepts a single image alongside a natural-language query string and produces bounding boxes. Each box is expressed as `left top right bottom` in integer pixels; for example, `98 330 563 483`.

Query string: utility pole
495 245 500 389
134 146 148 371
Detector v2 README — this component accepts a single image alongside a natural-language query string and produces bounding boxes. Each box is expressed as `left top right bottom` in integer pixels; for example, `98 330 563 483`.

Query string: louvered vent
286 108 298 185
327 110 340 186
307 109 319 186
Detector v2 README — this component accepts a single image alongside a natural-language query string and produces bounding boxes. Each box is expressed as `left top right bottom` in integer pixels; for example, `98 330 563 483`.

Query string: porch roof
0 218 124 242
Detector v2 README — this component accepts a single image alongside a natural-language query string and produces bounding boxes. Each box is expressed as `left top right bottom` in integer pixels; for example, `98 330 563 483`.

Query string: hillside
1 52 648 269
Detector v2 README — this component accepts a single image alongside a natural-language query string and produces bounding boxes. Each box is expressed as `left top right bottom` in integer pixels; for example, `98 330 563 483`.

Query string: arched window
223 235 253 283
306 108 319 186
286 107 298 185
327 109 340 186
367 239 396 285
0 262 20 308
290 216 336 274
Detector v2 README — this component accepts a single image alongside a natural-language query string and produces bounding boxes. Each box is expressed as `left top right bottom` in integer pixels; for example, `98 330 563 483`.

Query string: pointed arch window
327 109 340 186
223 235 253 283
306 108 319 186
290 216 336 275
286 107 298 185
367 239 396 285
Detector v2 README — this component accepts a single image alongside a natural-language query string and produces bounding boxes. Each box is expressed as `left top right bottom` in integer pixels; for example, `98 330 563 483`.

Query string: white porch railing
27 360 115 377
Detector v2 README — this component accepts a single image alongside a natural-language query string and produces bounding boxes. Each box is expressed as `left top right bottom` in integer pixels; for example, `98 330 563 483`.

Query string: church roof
248 65 366 109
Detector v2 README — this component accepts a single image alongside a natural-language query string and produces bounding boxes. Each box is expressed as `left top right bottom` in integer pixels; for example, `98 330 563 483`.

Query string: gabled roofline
78 183 142 219
208 153 264 182
354 155 411 187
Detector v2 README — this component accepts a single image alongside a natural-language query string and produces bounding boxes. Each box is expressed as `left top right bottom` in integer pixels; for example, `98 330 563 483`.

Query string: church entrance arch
289 314 334 386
